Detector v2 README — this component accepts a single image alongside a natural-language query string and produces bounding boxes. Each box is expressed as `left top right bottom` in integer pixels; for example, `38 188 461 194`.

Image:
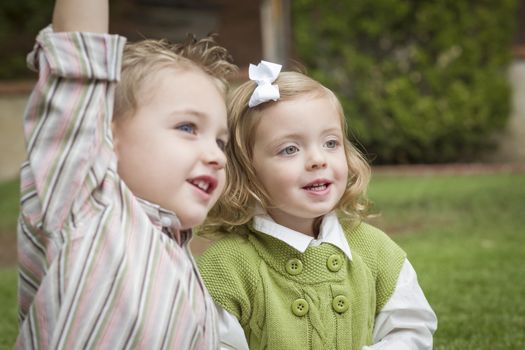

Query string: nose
306 147 327 171
204 141 227 170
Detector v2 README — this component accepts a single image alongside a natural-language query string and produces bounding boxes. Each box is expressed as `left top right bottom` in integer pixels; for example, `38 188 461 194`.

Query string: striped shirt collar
252 211 353 261
136 197 192 244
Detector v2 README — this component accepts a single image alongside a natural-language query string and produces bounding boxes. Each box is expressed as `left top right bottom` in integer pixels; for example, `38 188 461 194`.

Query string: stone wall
492 60 525 162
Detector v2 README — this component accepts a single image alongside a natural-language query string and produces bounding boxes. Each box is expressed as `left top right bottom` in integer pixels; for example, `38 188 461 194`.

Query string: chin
179 213 206 230
307 208 334 218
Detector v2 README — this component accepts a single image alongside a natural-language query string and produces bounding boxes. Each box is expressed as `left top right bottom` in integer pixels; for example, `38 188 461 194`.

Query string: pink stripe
95 202 139 347
18 253 44 283
33 82 81 199
136 246 175 348
64 35 83 76
171 300 191 346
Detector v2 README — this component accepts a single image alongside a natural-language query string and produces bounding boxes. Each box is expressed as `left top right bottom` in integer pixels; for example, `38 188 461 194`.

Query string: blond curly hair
114 34 237 120
205 71 371 234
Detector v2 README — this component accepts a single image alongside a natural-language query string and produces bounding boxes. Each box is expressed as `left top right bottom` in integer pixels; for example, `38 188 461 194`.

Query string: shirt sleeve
21 26 125 233
216 303 250 350
363 259 438 350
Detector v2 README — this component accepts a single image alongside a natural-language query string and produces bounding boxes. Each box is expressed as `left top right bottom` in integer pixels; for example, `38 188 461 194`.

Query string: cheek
253 168 274 195
254 157 298 192
215 171 227 194
261 169 295 195
335 155 349 181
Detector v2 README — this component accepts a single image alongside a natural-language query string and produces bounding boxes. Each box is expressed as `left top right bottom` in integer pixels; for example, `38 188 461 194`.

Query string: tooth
196 181 209 192
309 184 326 191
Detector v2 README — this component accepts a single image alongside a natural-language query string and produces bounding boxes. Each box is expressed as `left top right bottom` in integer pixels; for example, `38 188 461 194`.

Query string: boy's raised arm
52 0 108 33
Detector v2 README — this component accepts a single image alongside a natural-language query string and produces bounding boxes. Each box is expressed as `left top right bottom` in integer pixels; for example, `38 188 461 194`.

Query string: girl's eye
216 139 226 151
325 139 339 149
176 123 196 134
279 145 299 155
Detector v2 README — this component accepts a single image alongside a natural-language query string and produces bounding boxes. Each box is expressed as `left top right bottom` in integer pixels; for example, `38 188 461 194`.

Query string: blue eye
280 145 299 155
177 123 196 134
217 139 226 151
325 139 339 149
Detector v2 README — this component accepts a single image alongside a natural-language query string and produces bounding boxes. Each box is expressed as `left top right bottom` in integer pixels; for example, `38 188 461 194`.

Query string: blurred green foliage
293 0 518 164
0 0 54 79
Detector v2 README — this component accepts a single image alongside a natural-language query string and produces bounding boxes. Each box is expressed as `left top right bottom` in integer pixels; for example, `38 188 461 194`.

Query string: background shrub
293 0 518 164
0 0 54 79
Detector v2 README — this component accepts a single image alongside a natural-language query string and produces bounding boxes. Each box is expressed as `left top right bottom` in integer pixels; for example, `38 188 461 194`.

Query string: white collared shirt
217 213 437 349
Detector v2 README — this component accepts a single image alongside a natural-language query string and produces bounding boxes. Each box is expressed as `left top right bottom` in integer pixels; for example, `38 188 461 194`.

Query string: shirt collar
252 211 352 261
137 197 181 229
136 197 190 244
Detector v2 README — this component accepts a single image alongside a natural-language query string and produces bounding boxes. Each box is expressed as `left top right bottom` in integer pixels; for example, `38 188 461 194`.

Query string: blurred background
1 0 525 180
1 1 525 349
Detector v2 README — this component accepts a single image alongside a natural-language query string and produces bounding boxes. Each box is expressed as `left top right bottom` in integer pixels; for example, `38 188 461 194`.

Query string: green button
286 258 303 275
332 295 349 313
327 254 343 272
291 298 309 316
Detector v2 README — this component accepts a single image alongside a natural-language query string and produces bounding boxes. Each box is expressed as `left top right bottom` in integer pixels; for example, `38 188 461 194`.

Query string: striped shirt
16 27 219 349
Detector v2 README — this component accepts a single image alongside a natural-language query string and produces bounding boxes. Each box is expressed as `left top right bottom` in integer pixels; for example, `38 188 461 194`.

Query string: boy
16 0 236 348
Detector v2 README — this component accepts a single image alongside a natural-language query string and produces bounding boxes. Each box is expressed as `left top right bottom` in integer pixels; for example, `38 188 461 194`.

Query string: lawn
0 177 19 349
0 171 524 349
367 172 525 350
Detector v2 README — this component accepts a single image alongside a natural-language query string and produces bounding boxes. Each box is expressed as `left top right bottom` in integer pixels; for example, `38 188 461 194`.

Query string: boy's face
251 96 348 236
113 67 228 230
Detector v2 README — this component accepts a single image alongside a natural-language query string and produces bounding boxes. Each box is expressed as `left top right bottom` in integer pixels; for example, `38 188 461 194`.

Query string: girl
198 61 437 349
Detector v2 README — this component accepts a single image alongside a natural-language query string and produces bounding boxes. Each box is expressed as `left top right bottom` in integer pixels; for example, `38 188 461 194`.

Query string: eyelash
176 122 227 151
325 139 339 148
278 139 340 155
279 145 299 155
176 123 197 135
216 139 226 151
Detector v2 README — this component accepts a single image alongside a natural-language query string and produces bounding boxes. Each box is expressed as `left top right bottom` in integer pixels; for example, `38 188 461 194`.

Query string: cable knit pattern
198 221 406 349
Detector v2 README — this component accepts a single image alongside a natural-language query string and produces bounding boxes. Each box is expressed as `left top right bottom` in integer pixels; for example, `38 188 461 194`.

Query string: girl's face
252 95 348 236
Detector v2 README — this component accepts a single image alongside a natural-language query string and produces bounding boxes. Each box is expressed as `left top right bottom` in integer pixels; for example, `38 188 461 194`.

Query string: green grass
368 173 525 350
0 178 19 236
0 172 524 348
0 178 19 349
0 268 17 349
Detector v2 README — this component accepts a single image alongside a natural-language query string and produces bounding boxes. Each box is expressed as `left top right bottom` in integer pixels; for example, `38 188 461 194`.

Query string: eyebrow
269 127 343 140
170 108 206 119
323 127 343 135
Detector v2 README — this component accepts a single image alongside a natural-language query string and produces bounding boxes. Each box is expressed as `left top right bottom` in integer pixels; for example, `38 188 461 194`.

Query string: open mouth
189 176 217 194
302 181 331 192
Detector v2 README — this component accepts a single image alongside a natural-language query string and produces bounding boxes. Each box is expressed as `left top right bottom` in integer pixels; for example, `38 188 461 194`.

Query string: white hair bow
248 60 282 108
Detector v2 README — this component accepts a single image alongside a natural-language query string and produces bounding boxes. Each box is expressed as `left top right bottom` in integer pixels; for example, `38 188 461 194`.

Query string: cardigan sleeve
197 235 260 328
364 259 437 349
216 303 250 350
344 222 407 312
372 226 407 312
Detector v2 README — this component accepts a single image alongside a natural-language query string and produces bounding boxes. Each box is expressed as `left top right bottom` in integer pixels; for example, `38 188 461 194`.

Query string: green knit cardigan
197 221 406 350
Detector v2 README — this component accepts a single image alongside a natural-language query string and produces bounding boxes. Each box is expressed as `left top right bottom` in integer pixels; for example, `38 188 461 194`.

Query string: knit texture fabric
198 221 406 350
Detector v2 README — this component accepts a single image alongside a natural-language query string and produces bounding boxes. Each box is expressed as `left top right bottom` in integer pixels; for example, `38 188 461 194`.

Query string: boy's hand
52 0 108 33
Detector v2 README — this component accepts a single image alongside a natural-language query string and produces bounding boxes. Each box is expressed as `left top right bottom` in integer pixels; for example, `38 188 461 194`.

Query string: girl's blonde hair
206 71 371 233
114 35 237 120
